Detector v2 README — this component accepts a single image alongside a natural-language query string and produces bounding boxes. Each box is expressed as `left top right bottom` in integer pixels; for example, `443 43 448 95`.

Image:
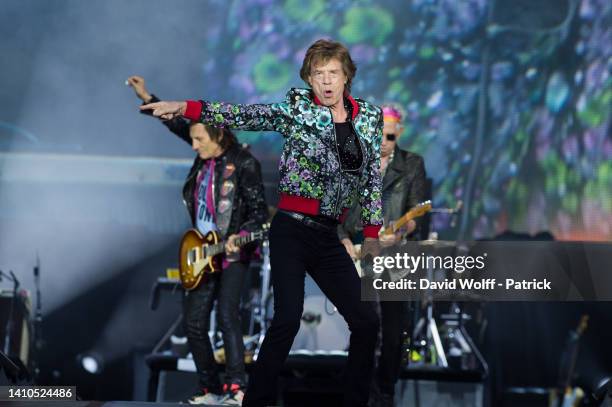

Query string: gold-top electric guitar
179 225 268 291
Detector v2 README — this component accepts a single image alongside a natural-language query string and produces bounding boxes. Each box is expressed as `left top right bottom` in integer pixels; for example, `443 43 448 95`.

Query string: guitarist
128 76 268 405
338 104 427 407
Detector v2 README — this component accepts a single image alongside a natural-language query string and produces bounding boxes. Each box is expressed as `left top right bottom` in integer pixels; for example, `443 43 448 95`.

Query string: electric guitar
353 201 432 278
380 200 432 236
179 225 268 291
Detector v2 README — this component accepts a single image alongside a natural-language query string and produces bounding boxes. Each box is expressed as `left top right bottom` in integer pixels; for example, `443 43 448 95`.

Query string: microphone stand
32 254 43 382
428 200 463 238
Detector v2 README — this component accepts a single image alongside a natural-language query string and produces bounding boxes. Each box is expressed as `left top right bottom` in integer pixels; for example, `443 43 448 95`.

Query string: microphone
34 254 40 278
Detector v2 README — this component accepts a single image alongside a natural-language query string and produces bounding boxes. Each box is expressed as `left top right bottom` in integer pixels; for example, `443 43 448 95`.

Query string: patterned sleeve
196 96 292 136
359 109 384 238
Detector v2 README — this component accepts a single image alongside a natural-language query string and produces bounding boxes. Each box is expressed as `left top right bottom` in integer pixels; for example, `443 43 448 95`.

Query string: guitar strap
215 155 238 237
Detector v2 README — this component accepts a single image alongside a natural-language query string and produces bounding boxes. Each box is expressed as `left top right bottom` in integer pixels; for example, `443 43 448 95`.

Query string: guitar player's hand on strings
379 219 416 247
379 232 399 247
225 234 240 255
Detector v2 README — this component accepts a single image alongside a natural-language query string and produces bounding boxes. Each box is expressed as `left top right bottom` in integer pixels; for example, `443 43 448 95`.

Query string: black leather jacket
145 95 268 238
339 146 427 241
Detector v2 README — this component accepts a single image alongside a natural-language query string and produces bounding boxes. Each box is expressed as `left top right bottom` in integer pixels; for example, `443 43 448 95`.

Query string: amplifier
155 369 199 402
0 290 30 366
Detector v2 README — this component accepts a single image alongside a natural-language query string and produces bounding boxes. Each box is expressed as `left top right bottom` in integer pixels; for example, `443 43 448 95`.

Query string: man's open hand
127 76 152 102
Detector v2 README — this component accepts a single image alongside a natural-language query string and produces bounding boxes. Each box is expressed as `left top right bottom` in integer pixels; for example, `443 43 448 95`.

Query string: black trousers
183 261 247 390
243 211 379 407
376 300 410 395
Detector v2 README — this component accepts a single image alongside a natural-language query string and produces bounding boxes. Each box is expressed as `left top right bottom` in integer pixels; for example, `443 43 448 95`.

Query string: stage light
594 377 611 402
77 353 104 374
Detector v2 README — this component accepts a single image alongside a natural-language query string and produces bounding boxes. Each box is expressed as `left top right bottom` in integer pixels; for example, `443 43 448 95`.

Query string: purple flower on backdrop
491 61 514 81
580 0 597 19
350 44 377 64
585 60 608 94
603 138 612 159
267 33 292 59
583 128 597 152
562 136 579 162
239 21 256 40
229 75 255 95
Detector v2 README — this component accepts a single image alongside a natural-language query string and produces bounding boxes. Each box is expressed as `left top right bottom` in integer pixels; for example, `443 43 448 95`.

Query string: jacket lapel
382 147 406 192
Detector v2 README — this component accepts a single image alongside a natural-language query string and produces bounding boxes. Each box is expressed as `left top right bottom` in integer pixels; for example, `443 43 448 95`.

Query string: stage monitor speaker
155 369 198 402
396 379 484 407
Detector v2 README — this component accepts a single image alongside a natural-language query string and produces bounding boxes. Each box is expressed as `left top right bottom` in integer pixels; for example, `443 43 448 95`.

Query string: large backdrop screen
1 0 610 240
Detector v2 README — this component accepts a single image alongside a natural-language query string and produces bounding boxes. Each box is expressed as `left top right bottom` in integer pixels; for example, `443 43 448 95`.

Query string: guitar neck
235 234 256 247
207 232 257 257
391 213 415 233
384 201 432 235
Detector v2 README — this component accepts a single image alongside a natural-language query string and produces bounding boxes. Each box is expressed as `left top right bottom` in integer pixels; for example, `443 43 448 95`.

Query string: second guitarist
338 104 427 407
129 76 268 406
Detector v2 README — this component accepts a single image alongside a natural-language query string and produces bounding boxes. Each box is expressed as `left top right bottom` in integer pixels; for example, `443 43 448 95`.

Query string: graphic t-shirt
194 159 217 235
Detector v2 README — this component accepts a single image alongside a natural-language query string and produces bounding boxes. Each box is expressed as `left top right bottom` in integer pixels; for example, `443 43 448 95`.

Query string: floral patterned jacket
183 88 383 237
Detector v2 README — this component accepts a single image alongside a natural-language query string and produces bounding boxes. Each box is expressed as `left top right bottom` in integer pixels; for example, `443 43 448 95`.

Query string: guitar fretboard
205 232 261 257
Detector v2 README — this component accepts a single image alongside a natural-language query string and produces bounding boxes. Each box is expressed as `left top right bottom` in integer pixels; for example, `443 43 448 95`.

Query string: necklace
381 150 394 176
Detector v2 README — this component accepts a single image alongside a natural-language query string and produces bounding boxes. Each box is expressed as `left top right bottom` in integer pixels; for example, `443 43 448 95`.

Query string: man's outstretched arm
127 75 190 144
140 95 292 135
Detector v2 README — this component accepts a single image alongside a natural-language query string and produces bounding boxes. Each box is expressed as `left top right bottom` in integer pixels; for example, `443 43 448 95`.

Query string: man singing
140 39 383 407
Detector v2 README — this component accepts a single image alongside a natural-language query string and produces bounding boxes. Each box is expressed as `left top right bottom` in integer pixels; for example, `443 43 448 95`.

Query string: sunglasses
385 134 396 141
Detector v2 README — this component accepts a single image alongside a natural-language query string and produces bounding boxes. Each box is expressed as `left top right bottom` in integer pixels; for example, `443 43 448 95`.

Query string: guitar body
178 225 269 291
179 229 223 291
